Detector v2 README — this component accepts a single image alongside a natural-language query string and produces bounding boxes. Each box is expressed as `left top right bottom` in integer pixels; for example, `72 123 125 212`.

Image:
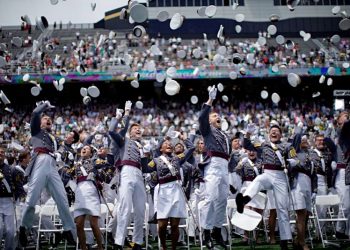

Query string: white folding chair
36 205 66 250
222 198 236 250
314 194 349 248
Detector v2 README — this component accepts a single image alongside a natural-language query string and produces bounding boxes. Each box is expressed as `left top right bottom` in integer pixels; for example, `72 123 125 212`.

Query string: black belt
207 151 229 160
121 160 141 169
263 164 284 171
159 176 179 184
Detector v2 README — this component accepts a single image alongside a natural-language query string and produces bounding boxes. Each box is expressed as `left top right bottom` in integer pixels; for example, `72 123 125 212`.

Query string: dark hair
18 151 30 162
72 130 80 144
129 123 141 132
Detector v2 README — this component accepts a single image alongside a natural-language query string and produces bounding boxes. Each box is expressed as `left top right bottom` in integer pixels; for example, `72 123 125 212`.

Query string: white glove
328 122 333 129
116 108 124 119
246 123 256 134
208 85 217 100
311 193 317 204
44 100 55 109
166 125 180 138
143 143 152 153
68 152 74 161
124 101 132 111
297 121 303 128
144 173 151 182
287 159 298 167
331 161 337 171
194 188 201 197
192 124 198 130
328 187 336 194
54 152 62 163
24 122 30 130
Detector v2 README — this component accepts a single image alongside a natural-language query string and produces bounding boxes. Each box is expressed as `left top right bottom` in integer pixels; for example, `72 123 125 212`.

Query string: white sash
134 140 144 158
1 176 11 193
48 133 57 152
270 142 286 168
246 158 260 176
217 129 230 154
314 148 325 172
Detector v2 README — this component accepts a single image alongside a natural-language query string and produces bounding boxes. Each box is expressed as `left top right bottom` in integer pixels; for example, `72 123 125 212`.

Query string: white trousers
115 165 146 245
244 170 292 240
21 154 75 231
316 174 328 223
200 157 229 229
335 169 350 235
0 198 15 250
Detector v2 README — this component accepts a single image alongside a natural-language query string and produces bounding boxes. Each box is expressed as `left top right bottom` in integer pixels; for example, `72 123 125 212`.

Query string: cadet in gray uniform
0 147 25 250
236 124 298 250
114 101 147 250
198 85 231 249
19 101 76 247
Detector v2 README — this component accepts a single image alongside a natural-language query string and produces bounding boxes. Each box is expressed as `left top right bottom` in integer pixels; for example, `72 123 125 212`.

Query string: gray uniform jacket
198 104 231 168
26 102 58 177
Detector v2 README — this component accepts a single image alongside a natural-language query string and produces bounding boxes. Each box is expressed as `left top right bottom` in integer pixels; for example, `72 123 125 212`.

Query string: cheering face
130 125 142 140
314 136 324 150
65 132 75 145
160 139 173 155
209 112 221 129
41 116 52 131
269 127 281 143
98 147 108 157
338 112 349 127
80 145 92 158
174 143 184 155
247 150 257 160
300 137 309 149
231 138 241 151
197 139 205 153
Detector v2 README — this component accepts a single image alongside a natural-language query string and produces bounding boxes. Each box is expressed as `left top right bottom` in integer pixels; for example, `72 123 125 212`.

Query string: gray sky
0 0 129 26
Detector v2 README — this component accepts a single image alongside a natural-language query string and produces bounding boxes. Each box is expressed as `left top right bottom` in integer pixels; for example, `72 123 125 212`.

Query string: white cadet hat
235 25 242 33
271 65 279 73
135 100 143 109
287 73 301 87
87 86 100 98
23 73 30 82
120 8 128 20
205 5 217 18
303 33 311 42
131 80 139 88
193 67 199 75
157 10 169 22
330 34 341 44
232 53 243 64
267 25 277 35
287 0 300 11
257 36 267 46
170 13 184 30
269 14 280 22
31 85 41 96
197 6 207 17
80 87 88 97
332 6 341 15
190 95 198 104
260 90 269 99
50 0 58 5
130 3 148 23
36 16 49 32
271 93 280 103
222 95 229 102
0 91 11 104
229 71 238 80
235 13 245 22
276 35 285 45
339 18 350 30
327 78 333 86
192 48 201 59
319 75 326 84
217 83 224 92
133 25 146 37
83 96 91 105
156 72 165 83
285 40 294 50
60 68 68 76
327 66 336 75
165 79 180 96
166 67 177 78
12 37 22 48
312 92 321 98
177 50 187 59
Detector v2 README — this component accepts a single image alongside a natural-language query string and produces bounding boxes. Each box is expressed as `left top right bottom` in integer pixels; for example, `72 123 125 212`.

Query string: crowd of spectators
0 26 349 75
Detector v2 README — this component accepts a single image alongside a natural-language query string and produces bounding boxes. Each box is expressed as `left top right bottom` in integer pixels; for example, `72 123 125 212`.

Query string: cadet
198 85 231 249
19 101 76 246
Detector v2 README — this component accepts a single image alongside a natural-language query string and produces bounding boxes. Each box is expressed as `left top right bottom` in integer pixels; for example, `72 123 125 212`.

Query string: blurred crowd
1 27 349 75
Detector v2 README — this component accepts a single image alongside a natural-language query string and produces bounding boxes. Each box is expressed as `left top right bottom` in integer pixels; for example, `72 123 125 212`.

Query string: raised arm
199 85 217 137
30 102 49 136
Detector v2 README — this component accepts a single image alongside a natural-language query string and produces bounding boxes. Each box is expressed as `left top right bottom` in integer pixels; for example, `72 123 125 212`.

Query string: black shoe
336 231 349 239
236 193 245 213
176 241 187 247
62 230 76 245
52 232 63 247
203 229 214 249
107 232 115 245
280 240 289 250
148 212 158 224
19 226 28 247
113 244 123 250
212 227 227 249
132 243 142 250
